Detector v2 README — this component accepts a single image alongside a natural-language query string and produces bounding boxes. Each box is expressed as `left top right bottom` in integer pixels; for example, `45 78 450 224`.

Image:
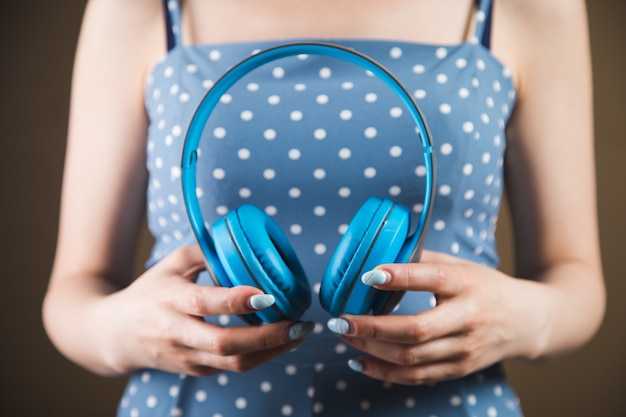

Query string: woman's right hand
91 245 314 377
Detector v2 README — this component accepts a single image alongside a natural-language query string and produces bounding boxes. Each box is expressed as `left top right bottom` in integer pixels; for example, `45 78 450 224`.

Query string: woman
43 0 605 415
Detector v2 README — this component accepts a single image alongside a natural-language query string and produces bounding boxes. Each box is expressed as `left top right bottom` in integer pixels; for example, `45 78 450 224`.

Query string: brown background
1 1 624 416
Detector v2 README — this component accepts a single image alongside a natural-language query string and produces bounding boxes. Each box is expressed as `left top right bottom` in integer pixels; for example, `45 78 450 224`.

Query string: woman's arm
502 0 605 357
43 0 162 373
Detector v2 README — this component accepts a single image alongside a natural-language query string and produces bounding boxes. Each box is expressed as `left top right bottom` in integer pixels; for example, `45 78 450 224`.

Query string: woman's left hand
327 250 553 385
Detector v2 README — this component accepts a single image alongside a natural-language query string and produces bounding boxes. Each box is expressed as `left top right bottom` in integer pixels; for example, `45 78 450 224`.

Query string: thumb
158 245 207 280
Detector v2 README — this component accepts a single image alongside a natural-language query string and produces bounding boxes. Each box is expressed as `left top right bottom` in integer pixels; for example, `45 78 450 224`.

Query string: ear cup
212 205 311 323
319 197 411 316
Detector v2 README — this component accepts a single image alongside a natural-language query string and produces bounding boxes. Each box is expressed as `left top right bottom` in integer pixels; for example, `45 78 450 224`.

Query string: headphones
181 42 435 324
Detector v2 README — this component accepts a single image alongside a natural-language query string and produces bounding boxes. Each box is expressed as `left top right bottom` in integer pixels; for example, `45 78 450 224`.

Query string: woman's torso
119 0 522 416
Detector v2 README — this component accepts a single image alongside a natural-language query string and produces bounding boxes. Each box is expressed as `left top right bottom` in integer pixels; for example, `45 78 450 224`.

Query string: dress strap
473 0 493 49
163 0 183 51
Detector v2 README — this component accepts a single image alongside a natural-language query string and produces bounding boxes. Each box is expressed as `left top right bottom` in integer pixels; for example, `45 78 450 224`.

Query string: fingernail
348 359 364 373
288 321 315 341
249 294 275 310
361 270 390 286
327 318 350 335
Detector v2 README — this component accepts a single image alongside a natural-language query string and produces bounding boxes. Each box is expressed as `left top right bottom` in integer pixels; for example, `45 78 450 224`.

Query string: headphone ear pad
212 205 311 323
319 197 411 316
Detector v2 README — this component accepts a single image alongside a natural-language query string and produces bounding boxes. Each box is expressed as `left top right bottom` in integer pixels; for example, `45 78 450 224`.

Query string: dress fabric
118 0 523 415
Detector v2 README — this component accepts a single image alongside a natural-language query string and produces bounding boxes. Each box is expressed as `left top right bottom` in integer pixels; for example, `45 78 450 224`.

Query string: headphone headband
182 42 436 267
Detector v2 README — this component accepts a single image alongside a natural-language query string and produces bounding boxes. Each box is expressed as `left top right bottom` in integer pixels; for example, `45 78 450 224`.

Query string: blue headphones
181 42 435 324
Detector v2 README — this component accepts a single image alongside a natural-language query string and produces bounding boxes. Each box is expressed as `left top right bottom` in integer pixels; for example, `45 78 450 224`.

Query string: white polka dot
213 127 227 139
263 169 276 180
481 113 491 124
390 107 403 118
436 73 448 84
217 374 229 386
179 92 190 103
209 50 221 61
260 381 272 393
463 121 475 133
147 395 158 408
314 128 327 140
289 188 301 198
414 89 427 99
220 94 232 104
238 148 251 160
314 206 326 216
440 103 452 114
338 148 352 159
336 380 348 391
482 152 492 164
335 343 347 354
435 47 448 59
294 83 307 92
285 364 298 375
364 127 378 139
389 185 401 196
364 167 377 178
264 129 276 140
450 395 462 406
365 93 378 103
265 206 277 216
390 46 403 58
459 88 470 98
494 385 503 396
451 242 460 254
170 407 183 417
319 67 332 79
290 110 303 121
467 394 477 406
314 244 327 255
268 95 281 105
339 109 353 120
338 224 349 235
313 168 326 179
235 397 247 409
195 390 207 402
405 397 416 408
439 185 452 196
389 146 403 157
239 188 251 198
463 163 473 175
272 67 285 79
338 187 351 198
281 404 294 416
440 143 453 155
412 64 425 74
456 58 468 68
487 406 498 417
314 93 329 105
288 149 301 160
342 81 354 90
360 400 371 411
290 224 302 235
247 82 259 92
415 165 427 177
169 385 180 397
434 220 446 231
313 402 324 413
240 110 253 121
141 372 151 383
130 409 139 417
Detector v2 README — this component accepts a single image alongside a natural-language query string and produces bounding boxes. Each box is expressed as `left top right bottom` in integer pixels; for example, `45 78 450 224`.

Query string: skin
43 0 605 386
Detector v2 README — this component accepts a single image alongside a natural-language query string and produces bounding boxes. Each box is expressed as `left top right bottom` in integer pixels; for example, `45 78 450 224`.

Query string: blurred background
1 1 624 416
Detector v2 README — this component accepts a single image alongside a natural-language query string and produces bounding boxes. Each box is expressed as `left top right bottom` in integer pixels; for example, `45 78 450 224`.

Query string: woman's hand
90 245 314 377
327 250 554 385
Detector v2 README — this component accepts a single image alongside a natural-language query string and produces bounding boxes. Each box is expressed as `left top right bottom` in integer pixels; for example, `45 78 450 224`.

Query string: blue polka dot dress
117 0 524 415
